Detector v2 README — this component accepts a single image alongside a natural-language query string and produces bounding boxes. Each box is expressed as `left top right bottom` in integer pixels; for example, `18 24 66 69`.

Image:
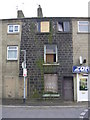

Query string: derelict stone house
0 8 90 102
19 17 73 101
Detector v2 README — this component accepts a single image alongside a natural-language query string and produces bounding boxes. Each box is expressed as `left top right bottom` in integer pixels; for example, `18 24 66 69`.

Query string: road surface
2 105 89 118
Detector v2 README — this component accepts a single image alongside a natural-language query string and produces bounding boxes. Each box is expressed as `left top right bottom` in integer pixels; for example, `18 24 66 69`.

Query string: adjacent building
19 17 73 101
1 15 27 99
1 8 89 102
72 18 89 102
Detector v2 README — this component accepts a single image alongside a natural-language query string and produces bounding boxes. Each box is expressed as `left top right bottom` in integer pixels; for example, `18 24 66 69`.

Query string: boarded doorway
63 77 74 101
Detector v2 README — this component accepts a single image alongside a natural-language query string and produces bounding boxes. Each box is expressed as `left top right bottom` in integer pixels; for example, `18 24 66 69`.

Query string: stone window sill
42 94 60 97
77 32 90 34
36 32 50 35
7 33 20 35
57 32 72 34
6 59 18 62
43 63 60 66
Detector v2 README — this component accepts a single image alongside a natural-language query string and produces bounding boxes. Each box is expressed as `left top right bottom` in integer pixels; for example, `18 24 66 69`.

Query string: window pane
8 50 17 59
8 25 19 33
58 22 63 31
46 45 56 53
79 78 88 91
7 46 18 60
46 54 56 63
64 22 70 32
46 54 53 63
79 25 88 32
78 21 90 32
9 25 13 32
37 22 41 32
14 26 18 32
41 21 49 32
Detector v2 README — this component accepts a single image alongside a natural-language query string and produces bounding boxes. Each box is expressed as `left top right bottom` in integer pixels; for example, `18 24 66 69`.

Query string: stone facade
72 18 89 66
72 18 89 101
1 19 27 99
19 18 73 99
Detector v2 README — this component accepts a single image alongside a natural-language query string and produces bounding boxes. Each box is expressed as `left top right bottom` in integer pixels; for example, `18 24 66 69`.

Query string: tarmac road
2 105 89 118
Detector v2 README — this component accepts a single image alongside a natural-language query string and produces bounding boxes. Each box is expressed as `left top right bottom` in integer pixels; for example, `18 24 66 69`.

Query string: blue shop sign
73 66 89 73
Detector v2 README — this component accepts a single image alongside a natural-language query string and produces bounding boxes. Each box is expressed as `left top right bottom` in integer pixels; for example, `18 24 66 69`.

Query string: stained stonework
19 18 73 99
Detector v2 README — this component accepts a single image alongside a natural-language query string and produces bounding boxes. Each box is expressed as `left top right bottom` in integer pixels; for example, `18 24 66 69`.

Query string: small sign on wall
23 68 27 77
73 66 89 73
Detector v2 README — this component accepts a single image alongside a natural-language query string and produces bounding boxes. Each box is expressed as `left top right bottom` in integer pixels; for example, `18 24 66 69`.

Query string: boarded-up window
46 54 56 63
44 45 57 63
37 21 50 32
41 21 49 32
44 74 58 93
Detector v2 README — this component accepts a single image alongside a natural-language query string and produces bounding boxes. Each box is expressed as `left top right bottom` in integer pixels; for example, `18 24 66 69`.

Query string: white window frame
44 45 58 64
7 46 18 60
78 21 89 33
7 25 20 33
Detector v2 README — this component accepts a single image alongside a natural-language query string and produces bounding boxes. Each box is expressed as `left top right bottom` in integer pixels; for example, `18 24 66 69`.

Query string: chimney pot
37 5 43 17
17 10 24 18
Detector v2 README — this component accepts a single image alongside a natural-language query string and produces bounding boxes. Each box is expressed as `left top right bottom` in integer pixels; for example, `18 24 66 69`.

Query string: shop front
73 66 89 102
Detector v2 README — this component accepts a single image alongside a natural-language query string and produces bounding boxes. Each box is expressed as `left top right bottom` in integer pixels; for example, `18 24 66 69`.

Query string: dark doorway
63 77 74 101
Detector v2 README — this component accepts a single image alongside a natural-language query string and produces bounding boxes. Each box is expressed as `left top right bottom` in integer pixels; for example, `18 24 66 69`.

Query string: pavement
2 98 89 107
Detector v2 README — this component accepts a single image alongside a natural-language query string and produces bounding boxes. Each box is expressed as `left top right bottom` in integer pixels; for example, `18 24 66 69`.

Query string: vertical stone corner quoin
0 20 2 102
88 1 90 105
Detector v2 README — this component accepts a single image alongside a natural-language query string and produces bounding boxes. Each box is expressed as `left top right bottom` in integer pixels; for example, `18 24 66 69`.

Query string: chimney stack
17 10 24 18
37 5 43 17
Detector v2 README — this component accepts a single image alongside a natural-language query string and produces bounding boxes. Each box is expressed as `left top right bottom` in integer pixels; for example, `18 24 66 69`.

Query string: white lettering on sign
74 66 89 73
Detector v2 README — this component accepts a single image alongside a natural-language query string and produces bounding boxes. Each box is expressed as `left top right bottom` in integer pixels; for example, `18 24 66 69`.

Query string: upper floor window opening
44 45 58 64
7 46 18 60
78 21 90 33
57 21 70 32
37 21 50 33
7 25 20 33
